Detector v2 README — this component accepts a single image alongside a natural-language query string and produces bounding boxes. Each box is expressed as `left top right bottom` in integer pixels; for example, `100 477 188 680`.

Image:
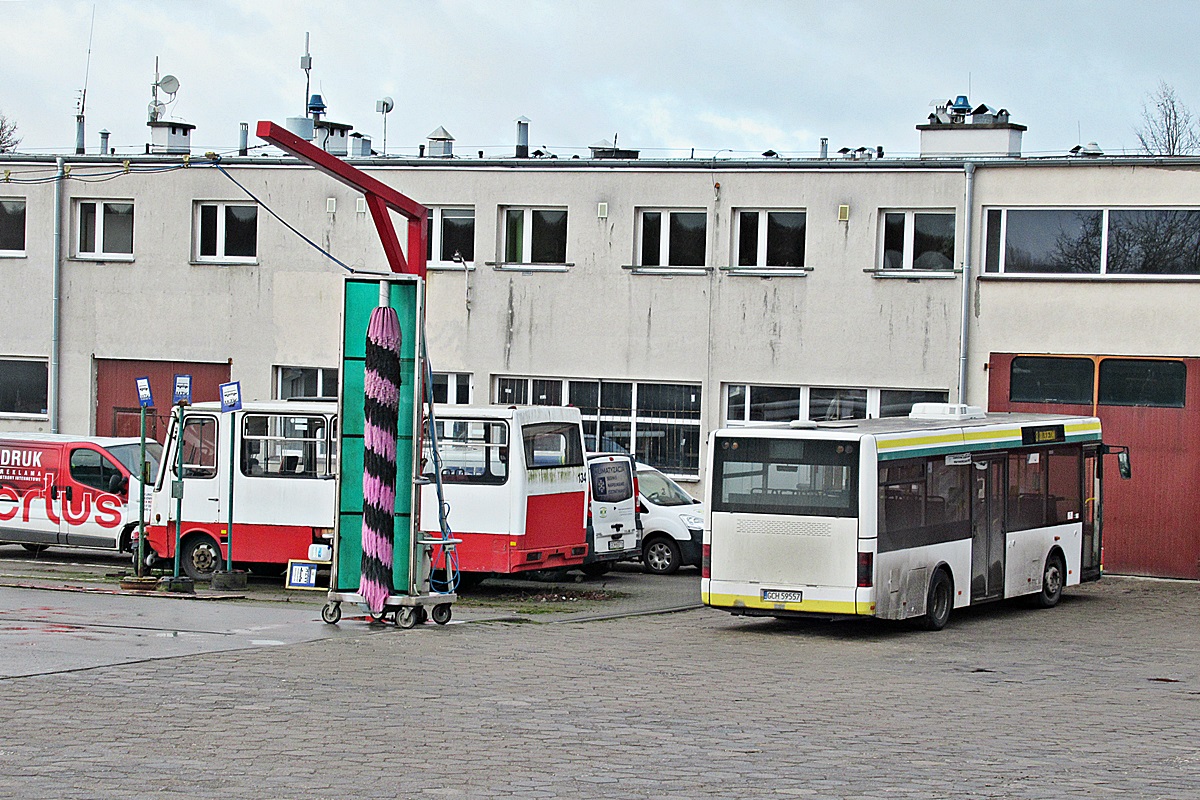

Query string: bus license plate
607 539 624 551
762 589 803 603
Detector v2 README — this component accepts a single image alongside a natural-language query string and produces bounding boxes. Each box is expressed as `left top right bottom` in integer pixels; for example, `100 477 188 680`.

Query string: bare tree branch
0 111 20 153
1135 82 1200 155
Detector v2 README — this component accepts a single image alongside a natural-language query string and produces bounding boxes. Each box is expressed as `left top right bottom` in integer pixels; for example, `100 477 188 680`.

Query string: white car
636 463 705 575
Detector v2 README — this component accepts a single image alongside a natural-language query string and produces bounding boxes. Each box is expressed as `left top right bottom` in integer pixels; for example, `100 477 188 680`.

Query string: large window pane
79 202 97 253
912 212 954 270
1107 210 1200 275
599 382 632 415
0 360 48 415
713 436 858 517
880 389 949 418
765 211 806 267
531 379 562 406
1010 356 1094 404
441 208 474 262
224 205 257 258
0 200 26 251
809 388 866 421
726 384 747 422
1098 359 1186 407
279 367 318 399
985 209 1002 273
1004 210 1101 274
568 381 599 416
668 212 706 266
749 385 801 421
497 377 528 405
102 203 134 254
641 211 662 267
638 383 700 420
530 209 567 263
636 422 700 474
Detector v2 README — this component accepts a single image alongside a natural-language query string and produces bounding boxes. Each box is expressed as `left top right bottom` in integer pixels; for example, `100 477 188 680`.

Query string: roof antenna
76 4 96 154
301 32 313 118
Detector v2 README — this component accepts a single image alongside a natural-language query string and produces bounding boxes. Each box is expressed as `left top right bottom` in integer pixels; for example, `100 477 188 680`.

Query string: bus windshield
712 435 858 517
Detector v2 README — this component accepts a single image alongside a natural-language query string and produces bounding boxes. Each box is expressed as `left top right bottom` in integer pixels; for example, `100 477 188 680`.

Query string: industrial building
2 96 1198 578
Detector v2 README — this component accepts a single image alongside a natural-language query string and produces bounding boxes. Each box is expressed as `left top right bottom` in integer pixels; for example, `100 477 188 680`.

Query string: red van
0 434 161 553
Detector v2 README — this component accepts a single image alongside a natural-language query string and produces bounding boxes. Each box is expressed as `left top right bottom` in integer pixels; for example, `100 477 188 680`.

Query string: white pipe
50 157 64 432
956 162 976 405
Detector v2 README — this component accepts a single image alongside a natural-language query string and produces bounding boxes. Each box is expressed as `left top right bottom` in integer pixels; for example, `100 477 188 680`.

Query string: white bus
702 404 1119 630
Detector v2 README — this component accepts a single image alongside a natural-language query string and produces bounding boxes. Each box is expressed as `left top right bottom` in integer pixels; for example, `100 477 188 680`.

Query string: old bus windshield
712 436 858 517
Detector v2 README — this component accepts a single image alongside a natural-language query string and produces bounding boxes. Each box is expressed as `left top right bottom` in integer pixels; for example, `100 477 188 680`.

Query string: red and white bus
144 401 337 580
422 405 589 584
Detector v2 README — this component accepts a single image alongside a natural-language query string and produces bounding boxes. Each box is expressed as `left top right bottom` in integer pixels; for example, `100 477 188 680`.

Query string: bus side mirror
1117 451 1131 480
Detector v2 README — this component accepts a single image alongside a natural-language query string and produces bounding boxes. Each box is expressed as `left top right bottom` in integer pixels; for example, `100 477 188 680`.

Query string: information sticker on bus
762 589 803 603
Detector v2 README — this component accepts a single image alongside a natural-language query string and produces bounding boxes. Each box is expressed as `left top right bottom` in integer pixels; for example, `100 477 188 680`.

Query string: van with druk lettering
0 434 161 554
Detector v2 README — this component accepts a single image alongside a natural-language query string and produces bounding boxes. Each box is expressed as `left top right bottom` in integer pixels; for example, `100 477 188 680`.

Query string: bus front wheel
1036 553 1066 608
921 569 953 631
181 534 221 582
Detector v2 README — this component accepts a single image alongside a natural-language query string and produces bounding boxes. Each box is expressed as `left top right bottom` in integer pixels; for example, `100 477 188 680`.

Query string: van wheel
181 535 221 582
920 569 953 631
1036 553 1066 608
21 544 48 555
643 536 681 575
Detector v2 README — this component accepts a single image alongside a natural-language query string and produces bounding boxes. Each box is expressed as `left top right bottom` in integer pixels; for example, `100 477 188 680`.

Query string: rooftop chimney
917 95 1026 158
427 126 454 158
238 122 248 156
516 116 530 158
99 129 110 155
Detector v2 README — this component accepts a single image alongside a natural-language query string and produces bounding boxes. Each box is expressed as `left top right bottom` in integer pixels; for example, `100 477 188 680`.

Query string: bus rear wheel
1036 553 1066 608
920 569 953 631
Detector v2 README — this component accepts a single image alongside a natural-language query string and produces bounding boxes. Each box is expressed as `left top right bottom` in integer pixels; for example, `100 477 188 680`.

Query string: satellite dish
147 101 167 121
377 96 394 114
157 74 180 95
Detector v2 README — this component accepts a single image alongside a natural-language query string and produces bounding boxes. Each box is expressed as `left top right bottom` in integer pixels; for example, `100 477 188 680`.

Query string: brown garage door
95 359 231 443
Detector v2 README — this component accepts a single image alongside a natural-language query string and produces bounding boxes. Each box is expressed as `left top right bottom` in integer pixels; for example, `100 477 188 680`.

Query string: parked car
636 463 704 574
581 452 641 576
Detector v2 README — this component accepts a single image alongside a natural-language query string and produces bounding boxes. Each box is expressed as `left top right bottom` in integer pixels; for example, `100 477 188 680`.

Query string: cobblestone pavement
0 576 1197 799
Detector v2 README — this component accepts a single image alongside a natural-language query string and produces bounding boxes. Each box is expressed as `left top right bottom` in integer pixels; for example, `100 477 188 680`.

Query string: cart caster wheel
321 602 342 625
415 605 428 625
432 603 452 625
396 607 419 629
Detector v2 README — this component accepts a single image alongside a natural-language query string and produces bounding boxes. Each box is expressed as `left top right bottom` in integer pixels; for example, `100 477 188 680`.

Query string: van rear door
587 454 639 560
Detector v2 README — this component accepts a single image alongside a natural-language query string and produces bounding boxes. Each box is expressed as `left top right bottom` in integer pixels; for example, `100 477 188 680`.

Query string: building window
1009 356 1095 404
725 384 948 424
880 210 955 271
426 207 475 265
1098 359 1186 408
736 210 806 268
276 366 338 400
432 372 473 405
196 202 258 262
0 199 26 256
503 207 567 264
984 208 1200 276
637 209 707 267
0 358 48 416
495 376 703 476
76 200 134 258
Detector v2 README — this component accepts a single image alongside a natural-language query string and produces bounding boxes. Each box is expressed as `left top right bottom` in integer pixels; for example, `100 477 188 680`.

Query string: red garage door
989 353 1200 579
95 359 231 444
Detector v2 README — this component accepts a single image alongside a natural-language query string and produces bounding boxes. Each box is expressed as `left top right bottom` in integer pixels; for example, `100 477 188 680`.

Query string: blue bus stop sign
135 377 153 408
219 380 243 413
173 374 192 405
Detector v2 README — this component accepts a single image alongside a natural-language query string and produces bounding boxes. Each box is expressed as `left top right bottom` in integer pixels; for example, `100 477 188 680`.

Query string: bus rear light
526 552 543 562
571 546 587 557
857 552 873 587
701 544 711 578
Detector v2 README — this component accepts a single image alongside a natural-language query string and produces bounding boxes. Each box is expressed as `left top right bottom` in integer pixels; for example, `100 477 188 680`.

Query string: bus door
173 414 221 525
1081 444 1101 580
971 456 1006 602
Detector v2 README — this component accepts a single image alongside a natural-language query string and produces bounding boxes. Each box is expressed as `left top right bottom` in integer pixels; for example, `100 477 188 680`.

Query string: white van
0 433 161 553
636 462 705 574
582 452 641 576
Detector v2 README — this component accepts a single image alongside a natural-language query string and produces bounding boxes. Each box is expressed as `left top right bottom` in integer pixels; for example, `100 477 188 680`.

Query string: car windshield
638 468 696 507
106 442 164 483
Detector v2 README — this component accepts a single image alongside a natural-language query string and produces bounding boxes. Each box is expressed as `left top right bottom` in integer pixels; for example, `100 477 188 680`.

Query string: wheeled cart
322 590 458 628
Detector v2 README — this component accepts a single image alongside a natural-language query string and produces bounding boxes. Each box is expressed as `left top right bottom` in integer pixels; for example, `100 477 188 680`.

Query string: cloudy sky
2 0 1198 159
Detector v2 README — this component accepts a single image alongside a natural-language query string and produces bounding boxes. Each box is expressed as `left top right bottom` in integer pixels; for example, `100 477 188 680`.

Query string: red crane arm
256 120 427 276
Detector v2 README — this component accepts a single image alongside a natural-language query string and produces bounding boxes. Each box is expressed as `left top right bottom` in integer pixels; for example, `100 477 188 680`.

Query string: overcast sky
2 0 1199 159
